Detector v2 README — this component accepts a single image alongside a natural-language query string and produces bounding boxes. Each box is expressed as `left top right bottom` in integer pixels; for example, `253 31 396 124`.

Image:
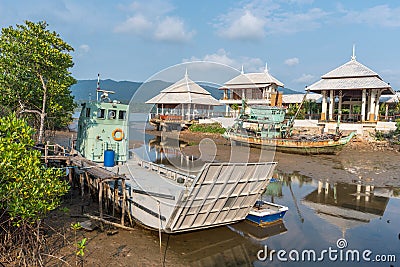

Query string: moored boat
75 78 278 233
245 200 288 226
223 105 356 155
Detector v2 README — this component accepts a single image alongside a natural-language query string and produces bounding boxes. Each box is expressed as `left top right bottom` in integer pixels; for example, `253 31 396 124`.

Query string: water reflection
130 131 399 266
168 220 288 266
302 182 389 237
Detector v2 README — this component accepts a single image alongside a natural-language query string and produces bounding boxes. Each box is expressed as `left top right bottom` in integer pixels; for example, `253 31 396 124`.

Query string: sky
1 0 400 92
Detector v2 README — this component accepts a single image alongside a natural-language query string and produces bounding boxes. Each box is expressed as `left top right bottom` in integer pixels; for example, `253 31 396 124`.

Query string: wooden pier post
121 179 126 226
98 181 104 231
67 160 73 185
113 180 118 217
80 173 84 197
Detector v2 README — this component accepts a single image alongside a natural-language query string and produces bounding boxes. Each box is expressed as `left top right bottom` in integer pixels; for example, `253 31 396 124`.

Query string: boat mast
284 88 310 138
96 73 100 102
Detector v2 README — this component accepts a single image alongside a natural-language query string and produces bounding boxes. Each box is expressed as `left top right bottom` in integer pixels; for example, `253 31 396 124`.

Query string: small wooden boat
245 200 288 226
223 105 356 155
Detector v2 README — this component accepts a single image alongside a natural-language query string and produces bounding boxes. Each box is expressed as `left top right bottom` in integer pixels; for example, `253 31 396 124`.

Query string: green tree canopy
0 21 76 143
0 114 69 225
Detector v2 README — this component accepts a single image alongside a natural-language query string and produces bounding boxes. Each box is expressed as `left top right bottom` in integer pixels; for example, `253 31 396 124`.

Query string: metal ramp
165 162 276 233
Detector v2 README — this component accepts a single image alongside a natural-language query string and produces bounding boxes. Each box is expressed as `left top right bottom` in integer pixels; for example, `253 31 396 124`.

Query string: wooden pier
41 142 134 231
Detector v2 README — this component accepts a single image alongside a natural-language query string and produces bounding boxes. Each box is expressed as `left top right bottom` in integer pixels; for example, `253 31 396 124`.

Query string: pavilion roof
282 93 322 104
221 69 284 89
380 92 400 103
307 59 394 95
145 72 220 106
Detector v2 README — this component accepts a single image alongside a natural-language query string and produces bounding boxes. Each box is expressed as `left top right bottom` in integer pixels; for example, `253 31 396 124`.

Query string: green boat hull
226 132 355 155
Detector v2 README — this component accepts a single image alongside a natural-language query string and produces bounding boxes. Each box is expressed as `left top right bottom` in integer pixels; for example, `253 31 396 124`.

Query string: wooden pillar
385 103 389 120
67 160 73 185
361 89 366 122
80 173 84 197
113 180 118 217
369 89 376 122
374 90 381 121
98 181 104 231
329 90 334 121
121 179 126 226
321 90 327 121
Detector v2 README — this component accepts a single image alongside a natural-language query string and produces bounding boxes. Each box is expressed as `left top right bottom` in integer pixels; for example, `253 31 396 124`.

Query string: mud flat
176 131 400 188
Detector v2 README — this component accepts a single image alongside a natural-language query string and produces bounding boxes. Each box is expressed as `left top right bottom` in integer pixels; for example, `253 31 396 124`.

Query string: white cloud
294 74 315 84
341 5 400 28
184 49 264 72
154 17 195 42
218 10 266 40
284 57 299 66
114 14 152 34
79 44 90 53
114 1 195 43
266 8 328 34
214 1 329 40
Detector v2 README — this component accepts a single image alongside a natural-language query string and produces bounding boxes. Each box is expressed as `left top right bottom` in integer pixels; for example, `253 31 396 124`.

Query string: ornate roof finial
351 44 356 61
264 62 268 73
241 65 244 74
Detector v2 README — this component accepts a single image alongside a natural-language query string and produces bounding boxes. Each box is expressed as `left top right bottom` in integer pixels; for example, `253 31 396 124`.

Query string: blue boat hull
246 210 287 226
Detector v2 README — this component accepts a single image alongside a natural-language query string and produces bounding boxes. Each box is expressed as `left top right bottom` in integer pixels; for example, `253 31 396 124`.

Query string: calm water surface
129 115 400 267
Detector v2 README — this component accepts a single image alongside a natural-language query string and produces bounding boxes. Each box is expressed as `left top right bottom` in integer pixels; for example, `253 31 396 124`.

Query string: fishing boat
75 77 278 233
245 200 288 226
223 104 356 155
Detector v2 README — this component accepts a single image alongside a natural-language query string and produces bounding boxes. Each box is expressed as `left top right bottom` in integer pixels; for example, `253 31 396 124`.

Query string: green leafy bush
189 123 226 134
0 114 69 225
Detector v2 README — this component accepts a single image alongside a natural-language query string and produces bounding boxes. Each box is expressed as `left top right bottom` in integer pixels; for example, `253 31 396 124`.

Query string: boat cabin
232 106 289 139
76 90 129 163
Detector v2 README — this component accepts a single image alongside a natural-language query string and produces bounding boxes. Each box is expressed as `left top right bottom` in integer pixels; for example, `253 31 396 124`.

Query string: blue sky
1 0 400 91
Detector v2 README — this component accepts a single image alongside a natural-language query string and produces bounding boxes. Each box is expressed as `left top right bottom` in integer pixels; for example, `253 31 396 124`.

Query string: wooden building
219 65 284 116
146 70 220 120
307 50 394 122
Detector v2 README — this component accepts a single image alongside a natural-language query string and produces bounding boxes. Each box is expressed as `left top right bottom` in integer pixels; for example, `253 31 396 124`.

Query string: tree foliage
0 21 76 142
0 114 69 224
0 114 69 265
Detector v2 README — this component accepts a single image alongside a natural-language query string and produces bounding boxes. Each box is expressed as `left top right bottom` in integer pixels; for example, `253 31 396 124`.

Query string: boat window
97 108 105 119
85 108 91 117
108 109 117 120
118 110 126 120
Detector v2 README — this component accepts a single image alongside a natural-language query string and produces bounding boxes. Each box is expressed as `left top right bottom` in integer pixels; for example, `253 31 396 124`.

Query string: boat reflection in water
168 219 288 266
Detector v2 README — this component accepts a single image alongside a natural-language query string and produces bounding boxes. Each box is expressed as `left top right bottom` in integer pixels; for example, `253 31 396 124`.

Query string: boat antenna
284 87 310 138
96 73 100 101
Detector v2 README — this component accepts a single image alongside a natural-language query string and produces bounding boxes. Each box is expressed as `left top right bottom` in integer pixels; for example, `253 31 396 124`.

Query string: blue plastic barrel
104 149 115 167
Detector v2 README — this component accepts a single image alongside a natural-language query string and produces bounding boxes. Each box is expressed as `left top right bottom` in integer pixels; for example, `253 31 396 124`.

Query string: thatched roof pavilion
307 48 394 122
146 71 220 120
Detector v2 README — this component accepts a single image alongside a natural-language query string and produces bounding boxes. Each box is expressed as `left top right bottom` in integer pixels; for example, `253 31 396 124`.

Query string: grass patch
189 123 226 134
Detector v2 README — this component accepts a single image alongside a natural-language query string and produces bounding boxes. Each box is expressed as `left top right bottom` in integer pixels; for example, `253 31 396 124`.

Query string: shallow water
128 118 400 266
165 173 400 266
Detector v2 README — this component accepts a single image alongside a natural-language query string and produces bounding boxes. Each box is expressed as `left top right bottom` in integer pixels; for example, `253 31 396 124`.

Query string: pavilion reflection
302 181 390 236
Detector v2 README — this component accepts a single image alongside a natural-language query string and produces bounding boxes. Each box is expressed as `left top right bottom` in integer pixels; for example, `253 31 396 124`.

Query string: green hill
70 79 301 105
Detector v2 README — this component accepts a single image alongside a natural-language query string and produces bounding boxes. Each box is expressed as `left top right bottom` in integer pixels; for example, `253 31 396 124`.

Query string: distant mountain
70 79 302 104
70 79 142 104
279 87 303 94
